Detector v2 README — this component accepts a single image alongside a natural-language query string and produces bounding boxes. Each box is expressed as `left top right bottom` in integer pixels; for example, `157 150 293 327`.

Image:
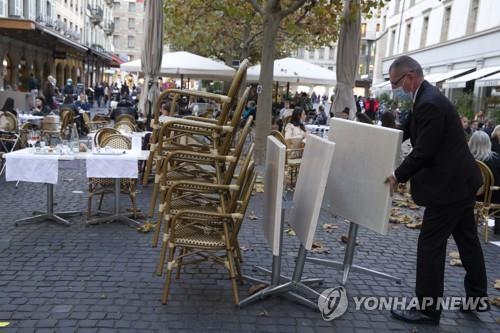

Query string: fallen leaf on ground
254 184 264 193
406 222 422 229
258 310 269 317
389 214 413 224
490 296 500 307
285 228 296 236
450 259 462 266
240 246 253 252
311 242 329 254
448 251 460 259
495 279 500 290
137 222 155 233
496 318 500 324
248 211 259 221
63 178 74 182
341 234 359 245
0 322 9 328
323 224 338 233
249 284 268 295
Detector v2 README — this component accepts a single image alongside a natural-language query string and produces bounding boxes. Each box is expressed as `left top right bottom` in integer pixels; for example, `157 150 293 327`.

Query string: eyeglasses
390 72 408 88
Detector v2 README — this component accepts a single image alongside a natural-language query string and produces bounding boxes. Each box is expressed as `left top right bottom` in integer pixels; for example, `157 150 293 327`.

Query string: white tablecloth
5 150 59 184
18 114 44 123
85 152 147 178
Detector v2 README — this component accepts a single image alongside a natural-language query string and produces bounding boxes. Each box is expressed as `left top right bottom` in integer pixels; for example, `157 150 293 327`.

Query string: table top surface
6 148 150 161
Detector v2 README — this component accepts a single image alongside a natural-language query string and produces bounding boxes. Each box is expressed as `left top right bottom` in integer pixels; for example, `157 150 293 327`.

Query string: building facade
0 0 116 93
373 0 500 112
111 0 144 62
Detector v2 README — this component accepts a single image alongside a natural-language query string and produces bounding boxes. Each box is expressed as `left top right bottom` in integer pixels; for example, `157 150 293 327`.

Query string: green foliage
455 92 474 120
378 92 391 104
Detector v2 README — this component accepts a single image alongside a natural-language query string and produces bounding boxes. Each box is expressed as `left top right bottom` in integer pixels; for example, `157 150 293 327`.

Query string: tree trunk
254 15 280 165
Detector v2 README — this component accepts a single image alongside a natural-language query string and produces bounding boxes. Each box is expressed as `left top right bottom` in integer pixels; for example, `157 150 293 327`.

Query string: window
358 64 365 76
113 34 119 46
441 6 451 42
297 48 305 58
376 23 380 32
403 23 411 52
128 2 135 12
114 17 120 28
0 0 5 17
420 16 429 48
389 29 396 56
361 23 366 37
394 0 401 14
9 0 23 17
308 50 315 59
467 0 479 35
361 44 367 55
329 47 335 60
128 36 135 48
128 18 135 29
409 0 416 7
46 1 51 18
318 48 325 59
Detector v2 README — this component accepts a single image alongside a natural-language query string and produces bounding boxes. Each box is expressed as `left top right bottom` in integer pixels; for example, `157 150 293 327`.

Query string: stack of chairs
114 114 137 133
0 111 20 175
148 60 256 305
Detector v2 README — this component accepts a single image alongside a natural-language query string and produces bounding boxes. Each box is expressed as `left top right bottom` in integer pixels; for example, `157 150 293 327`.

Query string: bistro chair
114 121 136 133
270 130 303 187
93 127 120 148
82 112 107 132
87 135 138 219
116 113 137 125
475 160 500 242
159 161 256 305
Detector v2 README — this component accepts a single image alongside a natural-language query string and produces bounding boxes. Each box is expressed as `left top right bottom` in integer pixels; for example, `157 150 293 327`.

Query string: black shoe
391 309 440 325
457 298 490 312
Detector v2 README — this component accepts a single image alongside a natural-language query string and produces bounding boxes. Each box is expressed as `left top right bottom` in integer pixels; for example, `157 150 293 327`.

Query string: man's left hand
385 175 399 196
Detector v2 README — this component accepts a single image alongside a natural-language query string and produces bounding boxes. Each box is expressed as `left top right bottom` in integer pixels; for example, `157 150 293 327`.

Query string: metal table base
306 223 402 285
15 183 81 227
86 178 143 228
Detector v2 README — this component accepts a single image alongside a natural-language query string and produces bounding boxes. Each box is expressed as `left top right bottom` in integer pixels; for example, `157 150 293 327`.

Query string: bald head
389 56 424 78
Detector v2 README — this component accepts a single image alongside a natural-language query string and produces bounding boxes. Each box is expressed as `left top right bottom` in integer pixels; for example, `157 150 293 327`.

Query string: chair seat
175 230 226 248
288 158 302 165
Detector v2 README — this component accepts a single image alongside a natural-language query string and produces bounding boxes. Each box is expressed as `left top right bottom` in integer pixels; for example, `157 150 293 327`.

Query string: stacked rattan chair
270 130 303 187
147 60 256 305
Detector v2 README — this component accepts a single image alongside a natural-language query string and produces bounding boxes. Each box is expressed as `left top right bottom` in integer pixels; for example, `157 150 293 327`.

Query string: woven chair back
101 134 131 150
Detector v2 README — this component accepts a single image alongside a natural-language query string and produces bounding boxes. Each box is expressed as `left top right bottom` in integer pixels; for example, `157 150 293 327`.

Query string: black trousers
416 198 488 310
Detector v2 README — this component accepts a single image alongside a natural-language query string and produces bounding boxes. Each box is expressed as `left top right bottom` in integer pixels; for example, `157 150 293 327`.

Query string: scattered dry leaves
248 284 268 295
0 322 10 328
450 259 463 266
240 246 253 252
341 234 359 245
285 228 296 236
448 251 460 260
254 183 264 193
494 279 500 290
389 214 413 224
406 221 422 229
247 211 259 221
258 310 269 317
311 242 330 254
137 222 155 233
323 224 338 233
490 296 500 307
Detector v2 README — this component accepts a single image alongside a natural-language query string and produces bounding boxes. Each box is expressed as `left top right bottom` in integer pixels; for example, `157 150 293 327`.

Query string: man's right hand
385 174 399 196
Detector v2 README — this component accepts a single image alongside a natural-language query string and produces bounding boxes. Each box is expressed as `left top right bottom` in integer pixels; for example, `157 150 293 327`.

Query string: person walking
385 56 488 325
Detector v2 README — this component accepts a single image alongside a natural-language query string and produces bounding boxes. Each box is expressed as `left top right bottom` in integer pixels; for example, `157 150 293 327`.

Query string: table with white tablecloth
305 124 330 138
4 148 150 227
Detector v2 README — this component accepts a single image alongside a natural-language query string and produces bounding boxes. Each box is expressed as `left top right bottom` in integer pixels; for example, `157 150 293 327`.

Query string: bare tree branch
247 0 264 15
280 0 308 18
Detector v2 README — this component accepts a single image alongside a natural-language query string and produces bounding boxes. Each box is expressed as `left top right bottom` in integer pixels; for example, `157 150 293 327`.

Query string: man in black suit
385 56 488 325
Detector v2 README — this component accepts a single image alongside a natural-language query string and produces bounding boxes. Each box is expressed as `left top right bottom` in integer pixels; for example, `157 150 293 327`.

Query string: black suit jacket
395 80 482 207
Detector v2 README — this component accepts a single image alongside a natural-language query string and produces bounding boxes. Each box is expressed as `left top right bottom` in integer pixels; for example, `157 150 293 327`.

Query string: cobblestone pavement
0 161 499 332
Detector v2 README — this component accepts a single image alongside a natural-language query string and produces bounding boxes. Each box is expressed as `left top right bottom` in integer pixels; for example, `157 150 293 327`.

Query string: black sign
53 51 67 59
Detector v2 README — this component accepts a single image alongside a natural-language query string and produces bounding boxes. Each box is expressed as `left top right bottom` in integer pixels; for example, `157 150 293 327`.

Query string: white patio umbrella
139 0 163 120
332 0 361 119
246 57 337 85
121 51 235 80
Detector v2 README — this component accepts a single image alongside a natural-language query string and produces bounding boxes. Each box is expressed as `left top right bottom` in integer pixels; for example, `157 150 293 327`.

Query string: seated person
32 96 51 116
355 111 372 124
491 125 500 155
284 107 307 154
159 102 170 122
1 97 17 116
468 131 500 235
338 107 350 119
313 105 328 125
75 93 92 111
61 95 78 114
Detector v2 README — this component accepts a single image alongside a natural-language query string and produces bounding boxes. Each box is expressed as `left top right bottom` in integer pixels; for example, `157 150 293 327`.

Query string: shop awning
372 80 391 90
425 68 473 85
443 66 500 89
476 72 500 87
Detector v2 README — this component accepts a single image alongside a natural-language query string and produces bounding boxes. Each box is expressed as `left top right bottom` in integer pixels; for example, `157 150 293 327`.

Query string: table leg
16 184 81 227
